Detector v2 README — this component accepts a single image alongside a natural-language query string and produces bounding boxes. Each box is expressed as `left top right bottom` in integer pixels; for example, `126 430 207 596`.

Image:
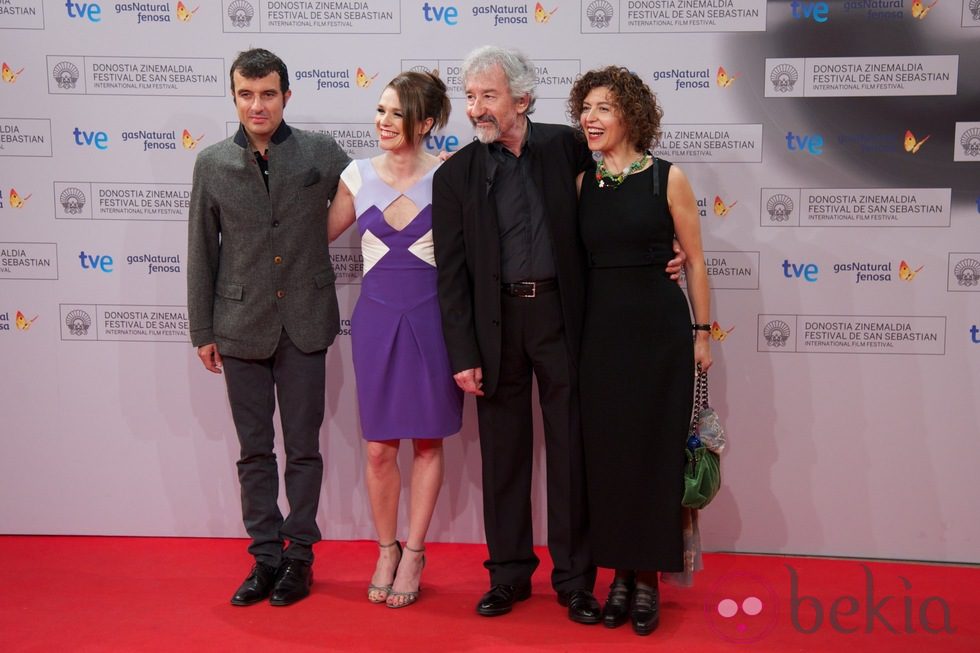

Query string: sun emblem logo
764 320 790 347
769 64 798 93
227 0 255 28
586 0 614 28
766 194 794 222
52 61 80 89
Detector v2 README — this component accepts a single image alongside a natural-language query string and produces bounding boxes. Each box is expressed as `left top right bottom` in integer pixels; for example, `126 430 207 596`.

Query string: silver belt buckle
519 281 535 298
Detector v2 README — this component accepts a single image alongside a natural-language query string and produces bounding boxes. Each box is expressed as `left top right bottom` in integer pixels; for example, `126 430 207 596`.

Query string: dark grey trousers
222 329 325 566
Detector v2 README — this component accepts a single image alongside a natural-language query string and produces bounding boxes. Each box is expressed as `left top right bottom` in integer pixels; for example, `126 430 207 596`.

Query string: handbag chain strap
690 363 709 433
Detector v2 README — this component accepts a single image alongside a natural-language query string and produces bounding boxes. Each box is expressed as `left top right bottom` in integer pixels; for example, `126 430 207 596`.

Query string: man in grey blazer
187 49 349 607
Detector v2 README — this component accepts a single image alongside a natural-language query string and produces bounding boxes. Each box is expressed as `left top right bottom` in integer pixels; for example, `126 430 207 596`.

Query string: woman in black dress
568 67 712 636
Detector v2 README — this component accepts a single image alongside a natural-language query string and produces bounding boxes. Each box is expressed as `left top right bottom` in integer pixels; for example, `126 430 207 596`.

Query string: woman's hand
694 334 712 373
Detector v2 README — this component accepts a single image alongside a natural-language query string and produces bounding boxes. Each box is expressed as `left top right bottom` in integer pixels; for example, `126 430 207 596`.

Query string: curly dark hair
567 66 663 151
386 70 452 146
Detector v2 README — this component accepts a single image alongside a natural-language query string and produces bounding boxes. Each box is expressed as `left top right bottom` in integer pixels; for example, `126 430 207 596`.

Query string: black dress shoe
269 559 313 606
557 589 602 625
602 580 635 628
476 583 531 616
230 562 279 606
631 585 660 636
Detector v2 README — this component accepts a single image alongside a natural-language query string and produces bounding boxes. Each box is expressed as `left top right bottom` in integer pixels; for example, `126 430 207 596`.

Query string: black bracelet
692 323 711 331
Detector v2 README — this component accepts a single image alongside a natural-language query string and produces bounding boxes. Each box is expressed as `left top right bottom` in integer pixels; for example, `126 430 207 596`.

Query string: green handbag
682 366 722 509
682 445 720 509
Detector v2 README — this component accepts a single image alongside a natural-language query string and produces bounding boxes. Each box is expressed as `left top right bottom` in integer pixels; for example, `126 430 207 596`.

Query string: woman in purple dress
327 71 461 608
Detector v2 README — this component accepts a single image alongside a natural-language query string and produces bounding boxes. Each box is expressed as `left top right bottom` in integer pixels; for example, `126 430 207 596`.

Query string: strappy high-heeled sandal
367 540 402 603
386 544 425 609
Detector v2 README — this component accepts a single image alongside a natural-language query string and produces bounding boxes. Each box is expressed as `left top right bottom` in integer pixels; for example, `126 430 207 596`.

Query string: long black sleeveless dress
578 158 692 571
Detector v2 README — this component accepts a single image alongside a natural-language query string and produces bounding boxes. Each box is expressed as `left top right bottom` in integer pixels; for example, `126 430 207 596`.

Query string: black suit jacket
432 121 592 397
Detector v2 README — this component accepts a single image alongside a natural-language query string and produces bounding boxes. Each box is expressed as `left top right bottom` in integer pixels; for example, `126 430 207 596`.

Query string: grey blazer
187 122 350 359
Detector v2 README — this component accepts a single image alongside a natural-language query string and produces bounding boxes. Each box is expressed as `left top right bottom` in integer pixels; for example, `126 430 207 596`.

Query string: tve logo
424 133 460 153
786 131 823 155
422 2 459 24
971 325 979 344
65 1 102 22
783 259 819 282
79 250 113 272
790 1 828 22
73 127 109 150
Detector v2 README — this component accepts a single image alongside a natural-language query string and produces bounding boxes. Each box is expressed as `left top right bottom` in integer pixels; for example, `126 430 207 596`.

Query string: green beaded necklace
595 152 650 189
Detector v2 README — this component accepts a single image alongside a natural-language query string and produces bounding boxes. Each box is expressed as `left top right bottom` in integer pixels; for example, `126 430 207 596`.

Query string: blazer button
272 220 280 228
274 255 283 264
276 290 285 299
492 319 500 326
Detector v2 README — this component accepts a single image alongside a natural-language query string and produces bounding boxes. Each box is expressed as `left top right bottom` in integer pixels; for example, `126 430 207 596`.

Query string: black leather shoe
557 589 602 625
631 585 660 636
602 580 635 628
475 583 531 616
230 562 279 606
269 559 313 606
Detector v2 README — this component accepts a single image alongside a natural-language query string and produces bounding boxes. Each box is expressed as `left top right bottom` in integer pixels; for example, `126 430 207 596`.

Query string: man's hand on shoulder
666 238 687 281
198 343 223 374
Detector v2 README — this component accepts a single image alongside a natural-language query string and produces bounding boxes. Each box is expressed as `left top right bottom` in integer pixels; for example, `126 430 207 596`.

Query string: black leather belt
501 279 557 298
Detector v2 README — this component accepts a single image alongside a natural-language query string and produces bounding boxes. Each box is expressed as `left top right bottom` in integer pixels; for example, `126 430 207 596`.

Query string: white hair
461 45 537 114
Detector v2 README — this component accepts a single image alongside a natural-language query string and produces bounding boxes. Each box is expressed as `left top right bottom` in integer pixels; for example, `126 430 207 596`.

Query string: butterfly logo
2 62 25 83
711 321 735 342
534 2 558 22
898 260 924 281
355 67 379 88
911 0 937 19
15 310 38 331
9 188 32 208
176 1 199 21
904 130 930 154
716 66 739 88
181 129 205 150
713 196 737 217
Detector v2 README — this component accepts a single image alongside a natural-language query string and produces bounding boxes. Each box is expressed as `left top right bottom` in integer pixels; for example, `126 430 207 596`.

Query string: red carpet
1 536 977 652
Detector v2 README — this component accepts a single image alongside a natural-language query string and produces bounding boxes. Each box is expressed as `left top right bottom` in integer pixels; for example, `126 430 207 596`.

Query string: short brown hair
567 66 663 151
386 71 451 147
230 48 289 94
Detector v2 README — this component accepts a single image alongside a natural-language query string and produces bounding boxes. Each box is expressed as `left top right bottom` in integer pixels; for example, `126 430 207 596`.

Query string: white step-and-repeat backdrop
1 1 978 564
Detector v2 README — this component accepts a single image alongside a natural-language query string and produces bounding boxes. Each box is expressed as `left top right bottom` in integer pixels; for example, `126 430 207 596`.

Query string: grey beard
472 122 500 144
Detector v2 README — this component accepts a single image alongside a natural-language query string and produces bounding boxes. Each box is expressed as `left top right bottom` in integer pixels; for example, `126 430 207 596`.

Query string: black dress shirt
488 120 557 283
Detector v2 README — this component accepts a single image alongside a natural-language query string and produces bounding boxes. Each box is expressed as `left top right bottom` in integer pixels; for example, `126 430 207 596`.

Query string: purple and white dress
341 158 462 440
